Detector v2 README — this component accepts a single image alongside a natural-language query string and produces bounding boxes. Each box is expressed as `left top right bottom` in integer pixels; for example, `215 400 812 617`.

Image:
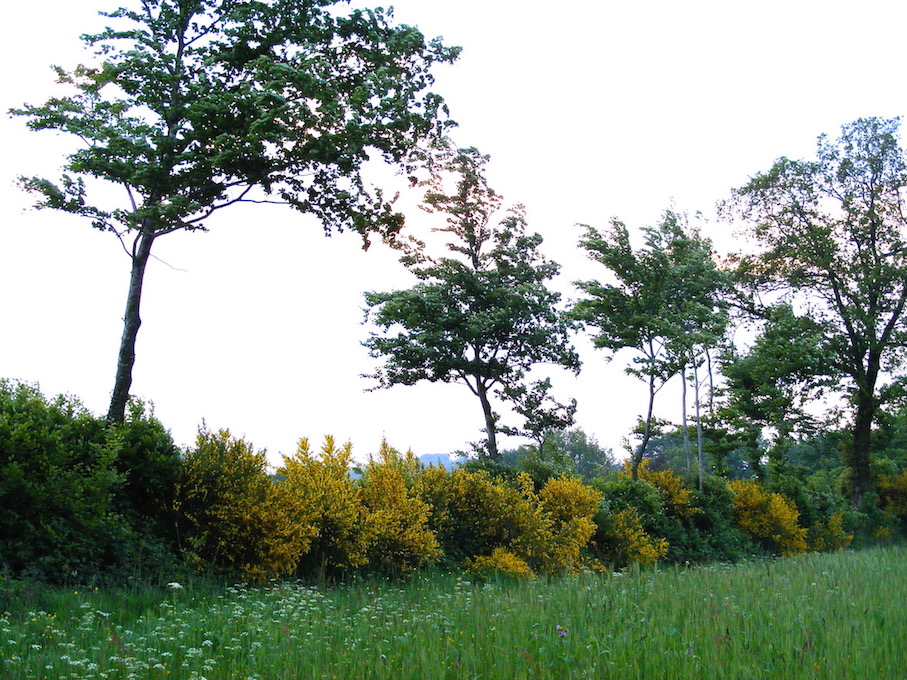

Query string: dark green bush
593 474 753 564
687 475 752 562
0 381 184 583
0 380 124 581
108 400 181 542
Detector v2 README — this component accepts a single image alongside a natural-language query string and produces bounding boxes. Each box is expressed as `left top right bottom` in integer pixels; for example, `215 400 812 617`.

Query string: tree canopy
12 0 460 422
363 147 580 458
718 304 832 479
725 116 907 506
571 210 727 479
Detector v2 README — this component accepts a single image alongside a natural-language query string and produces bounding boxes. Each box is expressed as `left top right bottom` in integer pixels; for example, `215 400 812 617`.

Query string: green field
2 546 904 679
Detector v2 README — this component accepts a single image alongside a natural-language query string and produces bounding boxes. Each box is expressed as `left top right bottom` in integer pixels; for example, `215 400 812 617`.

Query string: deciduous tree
363 148 580 458
571 211 726 481
724 117 907 506
718 304 831 480
12 0 459 422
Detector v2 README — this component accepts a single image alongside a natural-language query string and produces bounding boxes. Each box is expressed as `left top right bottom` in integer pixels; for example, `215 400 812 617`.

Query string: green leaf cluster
12 0 460 241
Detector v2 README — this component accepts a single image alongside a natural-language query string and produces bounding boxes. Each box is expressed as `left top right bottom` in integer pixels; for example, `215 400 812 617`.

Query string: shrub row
2 381 899 584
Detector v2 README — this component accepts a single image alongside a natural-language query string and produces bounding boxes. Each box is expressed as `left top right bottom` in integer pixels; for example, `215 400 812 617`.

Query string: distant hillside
418 453 464 471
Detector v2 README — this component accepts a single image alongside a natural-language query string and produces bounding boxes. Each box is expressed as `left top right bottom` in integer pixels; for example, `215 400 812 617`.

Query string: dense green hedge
1 381 903 585
0 381 180 583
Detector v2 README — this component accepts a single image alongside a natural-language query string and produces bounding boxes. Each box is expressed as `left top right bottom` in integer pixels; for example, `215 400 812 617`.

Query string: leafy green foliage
572 210 727 478
364 147 579 457
491 426 614 489
106 400 181 542
725 117 907 506
11 0 460 422
0 381 124 581
718 304 832 476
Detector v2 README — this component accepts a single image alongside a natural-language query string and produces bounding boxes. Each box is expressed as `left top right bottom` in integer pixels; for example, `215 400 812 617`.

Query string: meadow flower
167 582 184 591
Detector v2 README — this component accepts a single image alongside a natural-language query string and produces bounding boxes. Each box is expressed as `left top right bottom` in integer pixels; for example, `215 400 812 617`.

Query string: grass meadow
1 545 904 679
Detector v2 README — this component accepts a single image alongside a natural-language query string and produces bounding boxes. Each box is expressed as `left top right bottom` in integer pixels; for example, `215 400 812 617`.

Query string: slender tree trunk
107 230 156 423
631 371 656 480
681 365 692 473
693 359 704 492
476 381 499 459
706 348 714 416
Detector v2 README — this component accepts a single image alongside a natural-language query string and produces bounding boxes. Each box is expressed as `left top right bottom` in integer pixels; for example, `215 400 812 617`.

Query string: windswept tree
724 117 907 506
571 210 727 481
363 148 580 458
12 0 459 423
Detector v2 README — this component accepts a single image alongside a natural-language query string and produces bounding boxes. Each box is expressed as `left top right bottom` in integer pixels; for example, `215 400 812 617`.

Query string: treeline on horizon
1 378 905 586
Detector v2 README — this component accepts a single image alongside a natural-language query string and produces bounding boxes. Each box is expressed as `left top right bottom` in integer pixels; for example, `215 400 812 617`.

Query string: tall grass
2 546 904 679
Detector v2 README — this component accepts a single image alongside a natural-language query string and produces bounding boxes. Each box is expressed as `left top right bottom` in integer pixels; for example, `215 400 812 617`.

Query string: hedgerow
6 382 907 584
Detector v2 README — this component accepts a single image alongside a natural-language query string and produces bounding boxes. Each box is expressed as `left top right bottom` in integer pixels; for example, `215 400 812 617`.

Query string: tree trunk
847 388 877 507
706 348 714 416
631 371 656 480
681 365 692 473
693 359 704 492
845 351 881 508
476 381 499 459
107 230 155 423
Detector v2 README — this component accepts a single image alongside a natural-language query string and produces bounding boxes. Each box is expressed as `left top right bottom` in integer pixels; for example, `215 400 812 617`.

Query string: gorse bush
630 459 699 519
280 436 368 578
808 511 853 552
175 428 309 581
878 469 907 532
537 476 601 574
597 507 669 568
728 479 808 556
359 441 441 577
463 547 534 579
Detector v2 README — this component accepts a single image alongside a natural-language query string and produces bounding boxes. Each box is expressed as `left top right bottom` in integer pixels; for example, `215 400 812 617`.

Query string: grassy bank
2 546 904 679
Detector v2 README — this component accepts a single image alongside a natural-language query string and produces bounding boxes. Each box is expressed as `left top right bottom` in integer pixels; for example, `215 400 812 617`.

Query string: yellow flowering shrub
412 468 601 575
426 469 525 559
538 476 601 574
604 507 669 568
279 436 367 576
507 473 556 571
622 459 699 519
727 480 808 556
413 463 453 534
464 547 534 579
175 429 312 581
874 526 892 541
808 512 853 552
359 443 441 577
878 470 907 522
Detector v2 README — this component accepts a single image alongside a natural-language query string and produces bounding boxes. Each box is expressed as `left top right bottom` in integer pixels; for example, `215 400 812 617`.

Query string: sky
2 0 907 464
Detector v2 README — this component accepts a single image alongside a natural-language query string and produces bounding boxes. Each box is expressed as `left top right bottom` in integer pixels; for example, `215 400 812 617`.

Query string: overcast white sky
2 0 907 463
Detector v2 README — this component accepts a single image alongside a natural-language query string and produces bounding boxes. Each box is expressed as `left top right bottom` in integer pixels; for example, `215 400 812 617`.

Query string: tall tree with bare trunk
12 0 459 422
